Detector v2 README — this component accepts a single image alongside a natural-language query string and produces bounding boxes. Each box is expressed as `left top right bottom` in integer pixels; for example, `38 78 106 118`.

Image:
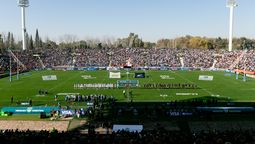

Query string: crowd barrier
234 69 255 75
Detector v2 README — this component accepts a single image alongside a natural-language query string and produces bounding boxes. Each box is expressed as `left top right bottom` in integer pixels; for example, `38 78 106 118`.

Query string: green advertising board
1 106 59 114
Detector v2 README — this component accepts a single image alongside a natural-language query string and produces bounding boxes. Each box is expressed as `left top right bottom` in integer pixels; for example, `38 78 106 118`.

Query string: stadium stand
1 48 254 72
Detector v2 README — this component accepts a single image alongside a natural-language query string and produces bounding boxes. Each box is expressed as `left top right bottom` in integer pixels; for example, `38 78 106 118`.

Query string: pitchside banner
134 72 145 78
246 74 255 79
109 72 121 78
198 75 213 81
1 106 59 114
117 80 139 88
42 75 57 81
113 125 143 132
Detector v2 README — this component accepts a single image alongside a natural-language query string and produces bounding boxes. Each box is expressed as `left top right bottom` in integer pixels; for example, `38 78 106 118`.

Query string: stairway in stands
8 50 27 70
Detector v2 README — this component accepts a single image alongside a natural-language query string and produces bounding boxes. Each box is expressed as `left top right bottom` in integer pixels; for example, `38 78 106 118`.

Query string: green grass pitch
0 70 255 107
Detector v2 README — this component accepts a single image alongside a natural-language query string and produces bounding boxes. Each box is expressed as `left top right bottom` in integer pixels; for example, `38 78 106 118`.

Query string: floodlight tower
18 0 29 50
226 0 237 51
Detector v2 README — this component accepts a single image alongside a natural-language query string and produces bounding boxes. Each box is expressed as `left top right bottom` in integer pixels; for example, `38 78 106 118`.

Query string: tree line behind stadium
1 32 255 50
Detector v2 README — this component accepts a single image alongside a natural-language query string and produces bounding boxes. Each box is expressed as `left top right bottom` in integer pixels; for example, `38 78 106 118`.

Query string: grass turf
0 70 255 107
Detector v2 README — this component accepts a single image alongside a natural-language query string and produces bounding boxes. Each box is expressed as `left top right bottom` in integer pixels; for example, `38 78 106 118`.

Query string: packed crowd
0 55 9 73
0 48 254 73
239 49 255 71
0 127 254 144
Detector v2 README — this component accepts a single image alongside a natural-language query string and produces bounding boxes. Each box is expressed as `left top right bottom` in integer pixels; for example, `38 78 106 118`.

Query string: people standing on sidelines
54 95 58 101
29 99 32 106
123 90 126 98
11 96 14 104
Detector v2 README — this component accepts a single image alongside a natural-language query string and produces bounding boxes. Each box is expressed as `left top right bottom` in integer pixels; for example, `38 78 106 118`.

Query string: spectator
10 96 13 104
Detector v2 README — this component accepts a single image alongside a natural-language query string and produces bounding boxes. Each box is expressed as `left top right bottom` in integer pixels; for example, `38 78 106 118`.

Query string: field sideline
0 70 255 107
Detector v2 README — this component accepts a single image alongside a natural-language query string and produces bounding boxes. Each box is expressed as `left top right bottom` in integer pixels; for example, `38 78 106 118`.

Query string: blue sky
0 0 255 42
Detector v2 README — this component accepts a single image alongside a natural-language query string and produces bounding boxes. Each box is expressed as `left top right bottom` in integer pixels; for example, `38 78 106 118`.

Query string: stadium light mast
226 0 237 51
18 0 29 50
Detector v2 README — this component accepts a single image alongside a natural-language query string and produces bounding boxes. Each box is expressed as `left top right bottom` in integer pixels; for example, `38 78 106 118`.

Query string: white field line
48 71 83 91
170 71 215 96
